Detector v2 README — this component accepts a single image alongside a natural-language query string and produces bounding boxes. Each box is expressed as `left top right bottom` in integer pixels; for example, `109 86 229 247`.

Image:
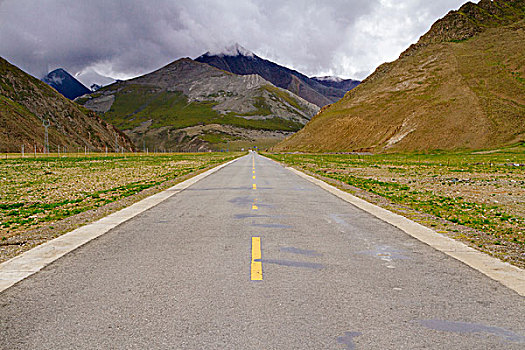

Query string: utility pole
43 119 50 154
21 144 24 157
115 134 119 153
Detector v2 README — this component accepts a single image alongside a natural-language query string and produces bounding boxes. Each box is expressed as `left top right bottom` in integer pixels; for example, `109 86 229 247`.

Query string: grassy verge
265 146 525 267
0 152 243 262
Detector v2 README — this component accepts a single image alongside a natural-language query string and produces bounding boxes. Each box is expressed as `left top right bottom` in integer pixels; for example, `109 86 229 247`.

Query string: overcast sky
0 0 469 85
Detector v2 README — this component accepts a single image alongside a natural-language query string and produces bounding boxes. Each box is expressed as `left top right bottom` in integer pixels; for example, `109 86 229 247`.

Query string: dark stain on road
228 196 253 206
256 259 323 269
419 319 525 343
337 331 362 349
280 247 322 256
234 213 271 219
252 223 292 229
229 197 274 208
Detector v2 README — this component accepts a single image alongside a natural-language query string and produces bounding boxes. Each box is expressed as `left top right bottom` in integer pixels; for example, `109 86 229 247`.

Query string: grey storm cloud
0 0 468 84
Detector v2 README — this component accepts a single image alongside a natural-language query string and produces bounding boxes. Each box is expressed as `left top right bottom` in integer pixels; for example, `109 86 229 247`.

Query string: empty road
1 153 524 349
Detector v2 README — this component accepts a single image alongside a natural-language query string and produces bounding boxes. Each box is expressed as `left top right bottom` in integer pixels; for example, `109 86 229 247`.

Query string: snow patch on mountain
313 76 344 82
48 74 64 85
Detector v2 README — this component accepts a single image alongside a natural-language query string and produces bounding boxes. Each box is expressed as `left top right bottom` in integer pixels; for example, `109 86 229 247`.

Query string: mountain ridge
195 44 360 107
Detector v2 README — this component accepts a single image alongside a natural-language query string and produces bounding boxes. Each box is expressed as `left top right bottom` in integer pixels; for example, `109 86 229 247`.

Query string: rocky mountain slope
78 58 319 151
274 0 525 153
0 57 134 153
195 44 360 107
42 68 91 100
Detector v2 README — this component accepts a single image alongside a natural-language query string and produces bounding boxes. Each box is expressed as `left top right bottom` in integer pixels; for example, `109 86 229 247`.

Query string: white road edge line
278 161 525 297
0 156 243 293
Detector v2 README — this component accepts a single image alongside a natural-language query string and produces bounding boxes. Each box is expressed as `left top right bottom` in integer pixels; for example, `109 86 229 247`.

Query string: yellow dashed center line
251 237 263 281
250 156 262 281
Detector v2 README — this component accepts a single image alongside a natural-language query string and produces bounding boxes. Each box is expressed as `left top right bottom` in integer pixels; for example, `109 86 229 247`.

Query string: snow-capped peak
207 43 255 58
313 76 344 83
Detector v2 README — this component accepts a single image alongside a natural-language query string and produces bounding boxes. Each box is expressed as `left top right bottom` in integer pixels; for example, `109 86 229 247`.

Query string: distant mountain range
42 68 90 100
78 58 319 151
274 0 525 153
12 42 362 152
196 44 360 107
0 57 134 153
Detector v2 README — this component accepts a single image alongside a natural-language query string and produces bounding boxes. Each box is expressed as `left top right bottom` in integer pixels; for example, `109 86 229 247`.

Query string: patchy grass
0 152 241 261
262 85 303 110
101 85 303 133
265 146 525 267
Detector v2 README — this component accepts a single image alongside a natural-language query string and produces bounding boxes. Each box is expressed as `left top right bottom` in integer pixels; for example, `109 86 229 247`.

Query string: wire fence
0 146 227 159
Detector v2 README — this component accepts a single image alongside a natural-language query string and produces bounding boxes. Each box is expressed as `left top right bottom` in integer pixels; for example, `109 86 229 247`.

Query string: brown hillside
0 57 134 153
274 0 525 153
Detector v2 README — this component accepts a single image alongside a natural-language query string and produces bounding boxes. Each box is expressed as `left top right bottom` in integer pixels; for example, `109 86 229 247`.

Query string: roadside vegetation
0 152 241 262
265 144 525 267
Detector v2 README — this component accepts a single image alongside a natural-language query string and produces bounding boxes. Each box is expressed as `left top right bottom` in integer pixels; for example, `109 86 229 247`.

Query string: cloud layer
0 0 468 83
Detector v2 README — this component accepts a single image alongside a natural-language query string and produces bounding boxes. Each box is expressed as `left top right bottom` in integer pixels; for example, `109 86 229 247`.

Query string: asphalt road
1 153 524 349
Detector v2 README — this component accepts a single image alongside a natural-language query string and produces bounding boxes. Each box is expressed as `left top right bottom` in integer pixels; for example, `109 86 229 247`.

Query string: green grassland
265 145 525 266
0 152 241 260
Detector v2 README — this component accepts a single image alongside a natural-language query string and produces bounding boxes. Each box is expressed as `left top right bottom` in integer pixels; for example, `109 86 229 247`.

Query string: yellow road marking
253 170 255 174
251 237 262 281
253 175 256 180
253 184 256 190
252 204 258 210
